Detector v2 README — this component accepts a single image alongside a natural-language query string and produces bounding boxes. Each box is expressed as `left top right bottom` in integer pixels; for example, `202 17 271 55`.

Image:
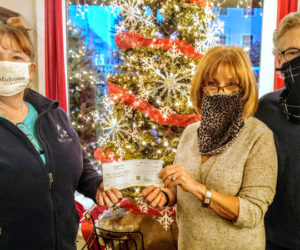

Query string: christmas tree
95 0 224 166
66 19 103 161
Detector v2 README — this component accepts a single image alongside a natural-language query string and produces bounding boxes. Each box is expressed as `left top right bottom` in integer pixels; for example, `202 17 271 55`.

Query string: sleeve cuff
233 197 261 229
233 197 248 228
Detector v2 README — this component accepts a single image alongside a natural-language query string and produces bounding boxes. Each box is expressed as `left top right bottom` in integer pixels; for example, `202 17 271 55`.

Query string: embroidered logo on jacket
57 124 73 143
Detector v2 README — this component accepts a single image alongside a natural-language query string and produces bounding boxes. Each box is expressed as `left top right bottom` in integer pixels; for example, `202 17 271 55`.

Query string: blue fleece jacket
0 89 102 250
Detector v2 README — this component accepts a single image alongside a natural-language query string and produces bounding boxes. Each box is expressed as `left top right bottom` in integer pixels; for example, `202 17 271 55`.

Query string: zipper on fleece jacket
35 113 58 249
49 172 54 189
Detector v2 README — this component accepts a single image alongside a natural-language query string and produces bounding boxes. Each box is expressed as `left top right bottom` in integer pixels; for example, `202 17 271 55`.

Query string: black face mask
276 55 300 121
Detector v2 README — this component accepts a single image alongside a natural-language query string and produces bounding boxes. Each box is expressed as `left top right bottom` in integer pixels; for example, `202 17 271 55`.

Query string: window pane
66 0 264 165
244 8 255 16
213 1 263 77
219 35 226 45
219 8 228 15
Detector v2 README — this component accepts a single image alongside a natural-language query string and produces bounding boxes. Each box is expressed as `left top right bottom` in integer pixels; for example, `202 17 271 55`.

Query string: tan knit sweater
174 117 278 250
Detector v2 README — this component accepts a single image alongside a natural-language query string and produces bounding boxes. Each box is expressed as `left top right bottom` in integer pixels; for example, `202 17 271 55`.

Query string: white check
102 159 163 190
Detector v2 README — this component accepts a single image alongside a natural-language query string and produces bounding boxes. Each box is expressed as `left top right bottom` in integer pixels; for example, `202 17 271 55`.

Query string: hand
142 185 167 209
160 164 197 193
95 182 122 207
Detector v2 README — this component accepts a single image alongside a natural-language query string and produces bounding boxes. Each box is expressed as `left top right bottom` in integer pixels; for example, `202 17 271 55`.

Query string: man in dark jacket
255 12 300 250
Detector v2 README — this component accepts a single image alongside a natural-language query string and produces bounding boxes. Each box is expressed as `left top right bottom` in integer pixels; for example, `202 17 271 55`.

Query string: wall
0 0 45 94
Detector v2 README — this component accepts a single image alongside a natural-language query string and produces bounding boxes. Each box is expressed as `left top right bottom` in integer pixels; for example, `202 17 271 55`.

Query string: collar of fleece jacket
24 88 59 113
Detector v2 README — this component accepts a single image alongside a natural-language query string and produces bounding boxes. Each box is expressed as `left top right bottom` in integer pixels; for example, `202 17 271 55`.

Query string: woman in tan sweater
143 46 278 250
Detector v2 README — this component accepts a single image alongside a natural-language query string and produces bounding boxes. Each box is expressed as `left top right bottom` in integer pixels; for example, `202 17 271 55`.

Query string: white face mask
0 61 31 96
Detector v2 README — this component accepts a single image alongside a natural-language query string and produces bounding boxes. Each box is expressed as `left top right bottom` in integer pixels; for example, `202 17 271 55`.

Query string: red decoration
76 201 85 220
80 200 175 249
115 32 203 60
108 82 201 127
189 0 212 7
94 148 119 163
81 221 103 250
120 198 176 216
81 205 108 250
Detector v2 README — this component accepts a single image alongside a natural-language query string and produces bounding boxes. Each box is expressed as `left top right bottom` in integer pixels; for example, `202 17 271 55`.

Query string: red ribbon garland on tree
115 32 203 60
108 82 201 127
189 0 212 7
94 148 119 163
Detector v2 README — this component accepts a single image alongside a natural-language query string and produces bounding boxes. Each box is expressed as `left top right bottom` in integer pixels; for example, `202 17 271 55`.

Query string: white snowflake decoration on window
167 43 183 60
123 105 134 117
107 0 155 32
101 94 115 111
115 23 126 34
91 95 142 157
156 213 174 231
137 199 149 213
139 45 192 108
192 13 202 28
138 80 152 101
193 2 224 54
156 206 177 231
154 70 191 97
195 19 224 53
160 106 174 121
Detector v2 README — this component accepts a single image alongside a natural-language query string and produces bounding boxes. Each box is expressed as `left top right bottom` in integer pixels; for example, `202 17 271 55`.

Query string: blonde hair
190 46 258 118
0 17 34 59
273 12 300 54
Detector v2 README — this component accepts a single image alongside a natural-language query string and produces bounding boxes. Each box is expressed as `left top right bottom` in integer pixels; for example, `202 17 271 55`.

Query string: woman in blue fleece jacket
0 18 122 250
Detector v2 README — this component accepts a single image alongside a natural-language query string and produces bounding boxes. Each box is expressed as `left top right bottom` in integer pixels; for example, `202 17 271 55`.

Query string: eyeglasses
16 123 44 154
277 48 300 61
203 82 242 94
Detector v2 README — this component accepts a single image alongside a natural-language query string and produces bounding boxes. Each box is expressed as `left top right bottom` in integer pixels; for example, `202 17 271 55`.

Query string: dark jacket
255 89 300 249
0 89 102 250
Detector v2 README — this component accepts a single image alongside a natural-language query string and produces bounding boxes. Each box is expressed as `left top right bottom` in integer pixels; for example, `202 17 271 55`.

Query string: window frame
258 0 278 97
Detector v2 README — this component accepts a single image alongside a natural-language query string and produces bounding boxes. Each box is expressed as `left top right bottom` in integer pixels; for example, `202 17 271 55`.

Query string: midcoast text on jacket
0 89 102 250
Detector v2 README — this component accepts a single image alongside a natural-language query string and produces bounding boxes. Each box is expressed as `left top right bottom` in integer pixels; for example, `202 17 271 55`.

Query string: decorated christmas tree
94 0 224 167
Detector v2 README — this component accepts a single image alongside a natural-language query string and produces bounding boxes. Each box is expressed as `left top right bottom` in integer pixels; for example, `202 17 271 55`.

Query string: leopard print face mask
197 91 244 155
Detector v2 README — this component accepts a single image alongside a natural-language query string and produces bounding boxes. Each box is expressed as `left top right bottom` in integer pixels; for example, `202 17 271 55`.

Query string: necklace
16 122 44 154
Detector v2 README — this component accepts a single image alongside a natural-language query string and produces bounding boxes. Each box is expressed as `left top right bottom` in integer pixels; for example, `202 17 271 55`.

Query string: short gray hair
273 12 300 55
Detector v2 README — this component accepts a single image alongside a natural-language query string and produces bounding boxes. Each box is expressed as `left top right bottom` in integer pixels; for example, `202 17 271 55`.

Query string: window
219 35 226 45
213 1 264 82
65 0 276 166
242 35 253 49
219 8 228 15
244 8 255 16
